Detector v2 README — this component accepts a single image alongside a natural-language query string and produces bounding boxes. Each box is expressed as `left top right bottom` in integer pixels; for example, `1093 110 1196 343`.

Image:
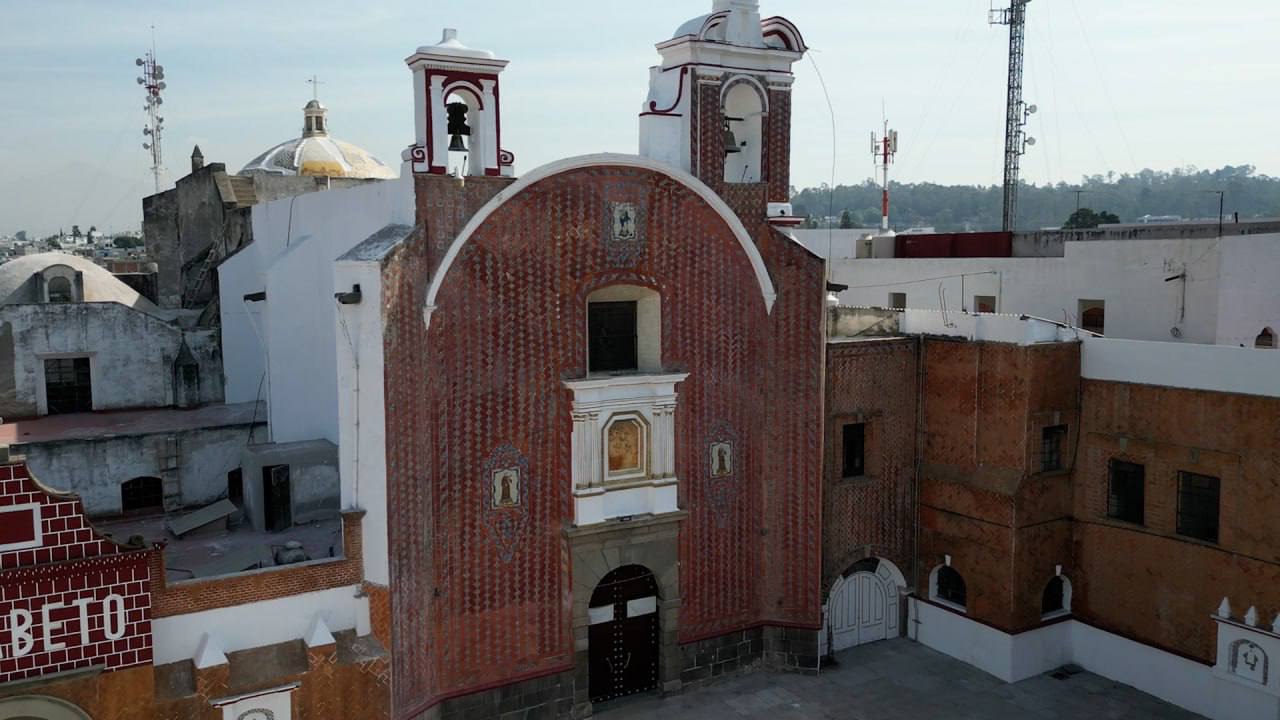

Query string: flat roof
2 402 265 446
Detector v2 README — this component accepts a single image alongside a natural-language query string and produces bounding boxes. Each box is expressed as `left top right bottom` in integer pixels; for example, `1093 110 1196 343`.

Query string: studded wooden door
588 565 660 703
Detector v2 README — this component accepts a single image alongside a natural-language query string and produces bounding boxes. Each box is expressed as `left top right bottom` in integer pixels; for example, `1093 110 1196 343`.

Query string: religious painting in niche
491 467 521 508
612 202 638 242
704 422 741 528
481 444 530 561
710 441 733 478
603 194 648 267
606 416 646 479
1231 639 1268 685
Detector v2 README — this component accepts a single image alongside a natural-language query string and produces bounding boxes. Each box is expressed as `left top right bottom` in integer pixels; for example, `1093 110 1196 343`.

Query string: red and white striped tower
871 120 898 232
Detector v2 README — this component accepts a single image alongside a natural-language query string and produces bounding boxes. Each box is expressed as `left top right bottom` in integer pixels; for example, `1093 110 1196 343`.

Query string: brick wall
915 340 1079 632
1072 380 1280 662
822 338 918 591
385 163 825 715
0 463 154 685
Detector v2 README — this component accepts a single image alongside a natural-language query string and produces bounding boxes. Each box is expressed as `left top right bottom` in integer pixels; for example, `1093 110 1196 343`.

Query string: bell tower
638 1 806 222
405 29 514 177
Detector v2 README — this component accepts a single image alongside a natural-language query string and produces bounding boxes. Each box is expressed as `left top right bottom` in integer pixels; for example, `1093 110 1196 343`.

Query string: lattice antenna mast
136 28 167 195
871 119 899 232
989 0 1036 231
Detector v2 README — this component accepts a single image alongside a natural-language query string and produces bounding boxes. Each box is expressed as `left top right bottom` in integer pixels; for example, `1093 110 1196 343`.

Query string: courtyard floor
598 638 1204 720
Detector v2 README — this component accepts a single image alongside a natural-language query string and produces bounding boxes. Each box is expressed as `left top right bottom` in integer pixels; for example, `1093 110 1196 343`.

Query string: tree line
791 165 1280 231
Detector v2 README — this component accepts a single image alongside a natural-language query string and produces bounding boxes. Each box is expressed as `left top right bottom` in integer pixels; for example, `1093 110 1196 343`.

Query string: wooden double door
588 565 660 703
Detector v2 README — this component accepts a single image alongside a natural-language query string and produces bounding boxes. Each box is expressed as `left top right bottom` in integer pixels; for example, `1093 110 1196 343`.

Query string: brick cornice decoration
149 510 365 618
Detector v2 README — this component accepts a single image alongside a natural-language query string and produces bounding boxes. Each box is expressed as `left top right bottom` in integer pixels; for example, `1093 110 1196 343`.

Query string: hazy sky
1 0 1276 236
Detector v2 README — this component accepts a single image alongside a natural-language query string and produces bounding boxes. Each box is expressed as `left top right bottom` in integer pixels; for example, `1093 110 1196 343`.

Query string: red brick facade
383 163 825 715
0 463 154 685
822 338 918 589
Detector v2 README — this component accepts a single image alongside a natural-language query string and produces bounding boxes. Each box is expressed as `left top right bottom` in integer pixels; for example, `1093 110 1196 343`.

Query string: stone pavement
598 638 1204 719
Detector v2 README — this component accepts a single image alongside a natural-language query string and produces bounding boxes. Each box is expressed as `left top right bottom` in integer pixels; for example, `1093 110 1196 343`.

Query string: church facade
374 5 826 715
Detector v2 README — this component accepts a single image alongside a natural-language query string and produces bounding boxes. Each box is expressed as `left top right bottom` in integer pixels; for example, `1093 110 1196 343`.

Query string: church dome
240 100 396 180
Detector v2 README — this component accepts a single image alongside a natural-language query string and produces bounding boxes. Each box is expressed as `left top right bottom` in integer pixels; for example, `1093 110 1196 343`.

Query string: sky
1 0 1277 237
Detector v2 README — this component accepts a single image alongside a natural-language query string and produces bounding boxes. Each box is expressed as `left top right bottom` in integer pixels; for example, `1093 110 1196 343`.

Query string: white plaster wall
334 259 389 586
1082 336 1280 399
151 583 361 665
1070 620 1215 718
218 249 268 405
1214 232 1280 348
830 235 1230 343
0 303 185 414
908 598 1217 719
218 168 412 443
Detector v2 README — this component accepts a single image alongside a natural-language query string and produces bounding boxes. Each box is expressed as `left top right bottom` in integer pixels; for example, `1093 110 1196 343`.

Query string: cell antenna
871 120 898 233
136 26 167 195
989 1 1036 231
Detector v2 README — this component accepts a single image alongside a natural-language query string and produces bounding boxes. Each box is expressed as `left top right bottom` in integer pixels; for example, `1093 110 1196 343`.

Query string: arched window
1256 327 1276 349
722 80 764 184
47 276 73 303
931 564 967 610
1041 575 1072 617
121 476 163 515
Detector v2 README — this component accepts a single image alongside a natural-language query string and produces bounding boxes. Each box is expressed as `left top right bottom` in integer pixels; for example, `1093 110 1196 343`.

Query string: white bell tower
405 29 513 177
638 1 806 219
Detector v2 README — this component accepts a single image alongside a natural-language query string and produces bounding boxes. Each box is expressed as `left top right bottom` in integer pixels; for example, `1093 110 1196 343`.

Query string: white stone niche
1212 602 1280 720
563 372 688 526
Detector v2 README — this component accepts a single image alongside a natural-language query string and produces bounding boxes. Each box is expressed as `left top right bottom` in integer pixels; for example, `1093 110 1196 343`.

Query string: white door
828 568 898 652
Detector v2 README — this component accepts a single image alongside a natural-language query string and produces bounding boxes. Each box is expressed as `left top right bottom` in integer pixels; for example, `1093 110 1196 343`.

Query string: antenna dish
135 58 144 66
1027 104 1038 114
1025 136 1036 146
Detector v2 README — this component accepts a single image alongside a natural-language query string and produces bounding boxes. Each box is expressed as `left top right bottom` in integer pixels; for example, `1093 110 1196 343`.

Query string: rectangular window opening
841 423 865 478
1177 471 1220 542
974 295 996 313
889 292 906 310
1041 425 1067 472
44 357 92 415
588 301 638 373
1078 299 1106 335
1107 459 1145 525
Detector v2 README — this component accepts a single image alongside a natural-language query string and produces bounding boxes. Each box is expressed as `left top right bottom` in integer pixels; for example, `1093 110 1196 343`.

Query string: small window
47 276 73 303
1041 425 1067 472
1177 472 1220 542
44 357 92 414
934 566 967 608
121 476 163 515
1039 573 1070 614
1078 299 1105 334
974 295 996 313
889 292 906 310
1107 459 1145 525
841 423 865 478
1256 327 1276 349
588 301 638 373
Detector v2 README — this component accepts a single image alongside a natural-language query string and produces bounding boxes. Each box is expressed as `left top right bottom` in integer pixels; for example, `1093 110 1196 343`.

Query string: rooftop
2 401 264 446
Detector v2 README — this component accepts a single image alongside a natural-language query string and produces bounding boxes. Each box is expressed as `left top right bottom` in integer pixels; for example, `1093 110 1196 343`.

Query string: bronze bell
446 101 471 152
723 121 741 155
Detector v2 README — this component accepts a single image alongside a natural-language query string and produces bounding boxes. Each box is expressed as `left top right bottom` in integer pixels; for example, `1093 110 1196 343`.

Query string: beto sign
0 463 155 684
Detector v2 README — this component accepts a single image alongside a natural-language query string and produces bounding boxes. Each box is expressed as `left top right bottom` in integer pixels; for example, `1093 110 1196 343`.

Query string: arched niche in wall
722 77 766 184
443 83 485 177
0 695 92 720
1255 327 1276 349
929 563 967 612
1041 574 1073 618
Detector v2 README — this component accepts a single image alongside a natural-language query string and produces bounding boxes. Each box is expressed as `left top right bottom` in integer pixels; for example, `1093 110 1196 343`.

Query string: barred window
841 423 865 478
1107 460 1144 525
1041 425 1066 472
1177 472 1220 542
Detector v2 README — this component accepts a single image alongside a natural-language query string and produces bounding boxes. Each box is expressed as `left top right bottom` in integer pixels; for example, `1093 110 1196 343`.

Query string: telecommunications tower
989 0 1036 232
136 32 167 195
871 121 898 232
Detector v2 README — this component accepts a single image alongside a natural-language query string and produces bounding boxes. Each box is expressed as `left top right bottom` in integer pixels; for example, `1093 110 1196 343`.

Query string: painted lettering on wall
0 594 128 660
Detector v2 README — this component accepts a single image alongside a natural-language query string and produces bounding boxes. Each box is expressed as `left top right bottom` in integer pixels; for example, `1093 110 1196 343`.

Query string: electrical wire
843 270 998 291
806 49 838 258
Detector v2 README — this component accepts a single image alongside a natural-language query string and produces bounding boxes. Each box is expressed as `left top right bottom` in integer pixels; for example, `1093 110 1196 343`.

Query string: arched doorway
827 557 904 652
588 565 660 703
0 695 92 720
